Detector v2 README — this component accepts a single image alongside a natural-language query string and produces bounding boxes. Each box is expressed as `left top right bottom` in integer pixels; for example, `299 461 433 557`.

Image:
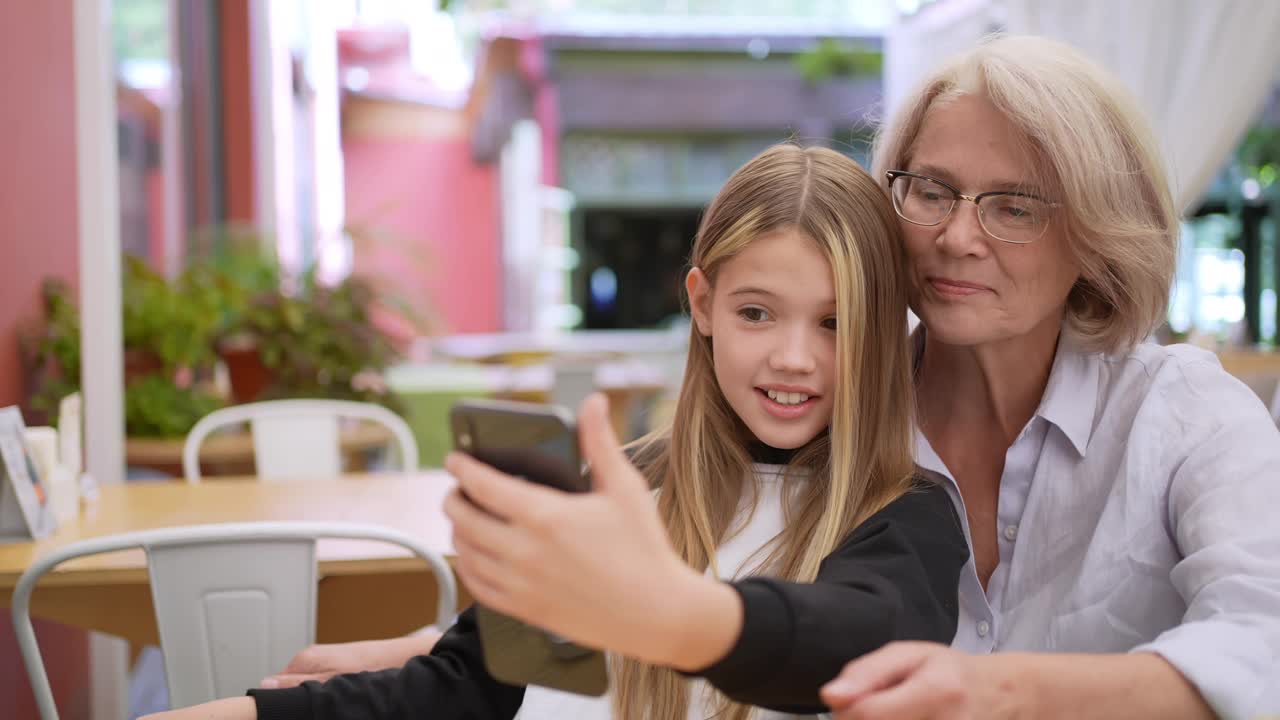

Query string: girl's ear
686 267 713 336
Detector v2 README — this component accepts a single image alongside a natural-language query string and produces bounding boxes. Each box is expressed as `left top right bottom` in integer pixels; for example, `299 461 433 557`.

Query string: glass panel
1171 213 1248 343
114 0 173 265
1260 214 1276 345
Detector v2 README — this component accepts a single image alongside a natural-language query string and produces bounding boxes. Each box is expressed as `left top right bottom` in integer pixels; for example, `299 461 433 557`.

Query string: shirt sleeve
248 605 526 720
688 481 969 712
1130 360 1280 719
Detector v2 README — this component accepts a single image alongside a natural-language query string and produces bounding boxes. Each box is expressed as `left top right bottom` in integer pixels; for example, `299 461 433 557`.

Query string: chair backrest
1238 373 1280 427
550 360 598 415
183 399 420 482
11 521 458 719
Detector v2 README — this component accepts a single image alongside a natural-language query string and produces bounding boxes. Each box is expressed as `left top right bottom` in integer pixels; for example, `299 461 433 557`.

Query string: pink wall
345 136 502 335
0 1 81 406
0 3 91 719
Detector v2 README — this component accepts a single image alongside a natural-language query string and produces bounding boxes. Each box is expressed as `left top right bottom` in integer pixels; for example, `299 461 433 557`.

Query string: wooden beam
218 0 256 223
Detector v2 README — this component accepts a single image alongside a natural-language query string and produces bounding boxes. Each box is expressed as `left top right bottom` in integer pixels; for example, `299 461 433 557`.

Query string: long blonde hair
612 144 917 720
872 34 1178 354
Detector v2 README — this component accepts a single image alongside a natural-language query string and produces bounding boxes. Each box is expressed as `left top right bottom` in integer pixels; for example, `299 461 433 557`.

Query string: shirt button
977 620 991 637
1003 525 1018 541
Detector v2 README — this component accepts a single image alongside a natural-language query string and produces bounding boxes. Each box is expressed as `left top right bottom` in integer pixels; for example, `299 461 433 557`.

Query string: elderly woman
817 35 1280 719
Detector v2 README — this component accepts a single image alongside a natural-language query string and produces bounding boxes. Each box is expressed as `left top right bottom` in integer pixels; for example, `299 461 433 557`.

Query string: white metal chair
11 521 457 719
182 399 420 482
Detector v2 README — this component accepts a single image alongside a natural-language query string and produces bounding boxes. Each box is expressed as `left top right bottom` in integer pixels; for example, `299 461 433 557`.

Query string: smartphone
448 398 609 697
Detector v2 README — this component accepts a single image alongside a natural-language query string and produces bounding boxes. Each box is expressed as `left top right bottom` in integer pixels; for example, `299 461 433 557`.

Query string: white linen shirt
915 340 1280 719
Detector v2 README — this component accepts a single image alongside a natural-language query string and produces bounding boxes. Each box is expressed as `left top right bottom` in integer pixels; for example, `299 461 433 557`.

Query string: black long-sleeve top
249 480 967 719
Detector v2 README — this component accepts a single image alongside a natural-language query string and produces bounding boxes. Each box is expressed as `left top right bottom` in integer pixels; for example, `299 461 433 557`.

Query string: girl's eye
821 317 837 331
738 307 770 323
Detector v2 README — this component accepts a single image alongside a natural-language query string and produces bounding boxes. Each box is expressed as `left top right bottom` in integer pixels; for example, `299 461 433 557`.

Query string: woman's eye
738 307 770 323
821 317 837 331
987 197 1046 225
912 187 947 204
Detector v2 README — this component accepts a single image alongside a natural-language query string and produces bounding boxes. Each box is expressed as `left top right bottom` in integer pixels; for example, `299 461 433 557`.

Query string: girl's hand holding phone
443 393 742 672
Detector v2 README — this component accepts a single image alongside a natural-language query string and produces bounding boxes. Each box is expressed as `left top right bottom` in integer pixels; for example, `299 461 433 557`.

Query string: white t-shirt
513 463 825 720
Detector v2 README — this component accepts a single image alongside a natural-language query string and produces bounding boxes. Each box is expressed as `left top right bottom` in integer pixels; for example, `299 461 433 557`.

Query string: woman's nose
935 200 992 258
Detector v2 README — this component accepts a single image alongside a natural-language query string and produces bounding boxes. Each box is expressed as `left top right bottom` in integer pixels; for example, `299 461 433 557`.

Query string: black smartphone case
450 399 609 696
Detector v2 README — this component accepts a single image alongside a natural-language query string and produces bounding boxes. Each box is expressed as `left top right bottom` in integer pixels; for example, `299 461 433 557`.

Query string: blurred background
2 1 1280 718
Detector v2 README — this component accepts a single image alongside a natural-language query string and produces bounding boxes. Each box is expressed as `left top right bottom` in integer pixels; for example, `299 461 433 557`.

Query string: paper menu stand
57 393 82 477
57 392 97 505
0 406 57 542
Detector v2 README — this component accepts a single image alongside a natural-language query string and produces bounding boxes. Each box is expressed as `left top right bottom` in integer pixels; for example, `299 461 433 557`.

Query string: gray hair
873 34 1178 354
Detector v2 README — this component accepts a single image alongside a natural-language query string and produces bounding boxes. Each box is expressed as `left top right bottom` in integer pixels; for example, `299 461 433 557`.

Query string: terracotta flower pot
219 344 271 404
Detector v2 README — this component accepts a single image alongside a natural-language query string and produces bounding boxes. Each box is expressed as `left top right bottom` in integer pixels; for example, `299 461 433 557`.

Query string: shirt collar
913 424 950 479
1034 336 1099 457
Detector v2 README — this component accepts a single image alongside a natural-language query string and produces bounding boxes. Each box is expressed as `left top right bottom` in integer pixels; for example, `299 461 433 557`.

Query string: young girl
149 144 968 720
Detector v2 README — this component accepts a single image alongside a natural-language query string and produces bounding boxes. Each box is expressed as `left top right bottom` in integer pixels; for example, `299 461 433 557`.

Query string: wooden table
0 472 466 647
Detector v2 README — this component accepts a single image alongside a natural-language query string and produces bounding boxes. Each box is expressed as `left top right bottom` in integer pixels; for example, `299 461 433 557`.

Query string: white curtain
887 0 1280 213
884 0 1005 118
1004 0 1280 213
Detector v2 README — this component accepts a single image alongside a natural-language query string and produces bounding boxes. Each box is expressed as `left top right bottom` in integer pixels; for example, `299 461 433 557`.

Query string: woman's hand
259 631 442 689
139 696 257 720
444 393 741 669
820 642 1019 720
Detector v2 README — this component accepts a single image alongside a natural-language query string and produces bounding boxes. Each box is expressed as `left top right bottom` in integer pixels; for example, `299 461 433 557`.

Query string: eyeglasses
885 170 1060 245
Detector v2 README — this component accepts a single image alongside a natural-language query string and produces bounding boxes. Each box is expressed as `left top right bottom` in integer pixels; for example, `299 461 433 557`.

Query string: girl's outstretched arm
447 394 969 712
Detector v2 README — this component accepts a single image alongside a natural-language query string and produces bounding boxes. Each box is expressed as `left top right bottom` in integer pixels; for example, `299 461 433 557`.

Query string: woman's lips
927 277 990 296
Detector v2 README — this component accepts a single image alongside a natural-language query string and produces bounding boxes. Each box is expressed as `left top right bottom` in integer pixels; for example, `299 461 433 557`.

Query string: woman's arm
821 644 1213 720
249 606 523 720
1003 652 1212 720
141 696 256 720
147 607 523 720
259 630 443 689
1127 361 1280 717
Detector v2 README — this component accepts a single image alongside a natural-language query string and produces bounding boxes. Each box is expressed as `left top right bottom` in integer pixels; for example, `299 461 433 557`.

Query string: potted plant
20 279 81 426
124 374 223 438
22 221 433 435
121 254 223 378
793 38 882 85
230 270 405 412
186 226 286 403
22 262 226 437
206 221 434 407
